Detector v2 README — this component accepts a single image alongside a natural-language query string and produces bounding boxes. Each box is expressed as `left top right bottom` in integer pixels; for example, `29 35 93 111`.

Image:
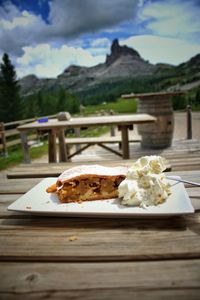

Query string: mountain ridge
20 39 200 96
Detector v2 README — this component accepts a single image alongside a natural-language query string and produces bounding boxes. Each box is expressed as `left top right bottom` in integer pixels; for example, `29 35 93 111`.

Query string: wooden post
58 129 68 162
186 105 192 140
0 122 8 157
109 110 116 136
119 125 129 159
74 128 81 152
48 129 57 163
20 132 31 163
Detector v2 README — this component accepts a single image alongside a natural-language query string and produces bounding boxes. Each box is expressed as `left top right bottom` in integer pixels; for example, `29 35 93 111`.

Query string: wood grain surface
0 260 199 299
18 114 156 131
0 168 200 299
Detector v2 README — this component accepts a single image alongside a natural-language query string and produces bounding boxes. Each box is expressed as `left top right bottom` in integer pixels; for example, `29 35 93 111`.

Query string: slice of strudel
46 164 128 203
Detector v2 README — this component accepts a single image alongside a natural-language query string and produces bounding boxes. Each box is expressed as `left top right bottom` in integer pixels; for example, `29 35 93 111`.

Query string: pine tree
66 93 80 114
0 53 22 122
57 88 67 112
195 89 200 106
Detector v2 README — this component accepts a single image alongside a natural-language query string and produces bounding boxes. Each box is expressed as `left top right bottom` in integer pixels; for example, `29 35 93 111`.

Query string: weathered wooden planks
0 260 200 299
0 213 200 261
0 178 42 194
0 169 200 299
65 136 141 145
6 160 134 179
6 143 200 179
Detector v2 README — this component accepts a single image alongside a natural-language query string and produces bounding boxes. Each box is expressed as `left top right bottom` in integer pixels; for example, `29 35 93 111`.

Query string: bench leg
48 130 57 163
20 132 31 163
58 129 69 162
68 144 92 159
120 125 130 159
98 144 122 157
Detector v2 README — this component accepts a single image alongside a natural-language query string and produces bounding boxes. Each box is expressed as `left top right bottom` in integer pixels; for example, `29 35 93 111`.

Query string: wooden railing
0 115 56 157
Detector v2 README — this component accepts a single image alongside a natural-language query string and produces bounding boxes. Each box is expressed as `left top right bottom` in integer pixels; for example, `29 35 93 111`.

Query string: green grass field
0 143 49 170
83 98 137 115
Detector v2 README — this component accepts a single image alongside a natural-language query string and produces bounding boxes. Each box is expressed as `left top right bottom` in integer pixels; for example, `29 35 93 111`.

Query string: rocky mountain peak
63 64 82 74
106 38 140 66
19 37 199 96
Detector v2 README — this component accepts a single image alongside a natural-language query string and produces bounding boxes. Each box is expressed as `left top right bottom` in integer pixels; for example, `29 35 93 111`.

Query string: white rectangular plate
8 177 194 218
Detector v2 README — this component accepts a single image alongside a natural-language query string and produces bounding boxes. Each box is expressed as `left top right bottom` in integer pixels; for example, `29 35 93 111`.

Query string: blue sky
0 0 200 78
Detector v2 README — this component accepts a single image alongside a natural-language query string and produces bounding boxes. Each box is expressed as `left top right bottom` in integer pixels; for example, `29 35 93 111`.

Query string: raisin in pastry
46 165 127 203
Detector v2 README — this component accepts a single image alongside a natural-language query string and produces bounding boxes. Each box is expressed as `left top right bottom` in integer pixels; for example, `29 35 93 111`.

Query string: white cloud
0 0 20 20
139 0 200 41
122 35 200 65
48 0 139 36
0 3 46 55
0 10 41 30
87 38 111 57
90 38 110 49
1 0 199 79
0 0 140 55
16 44 105 78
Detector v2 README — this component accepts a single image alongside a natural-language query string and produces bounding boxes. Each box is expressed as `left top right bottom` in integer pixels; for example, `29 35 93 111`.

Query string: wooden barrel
137 95 174 149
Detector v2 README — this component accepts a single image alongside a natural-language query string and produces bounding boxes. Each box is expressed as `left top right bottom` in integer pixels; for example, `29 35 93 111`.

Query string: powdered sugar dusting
57 164 128 184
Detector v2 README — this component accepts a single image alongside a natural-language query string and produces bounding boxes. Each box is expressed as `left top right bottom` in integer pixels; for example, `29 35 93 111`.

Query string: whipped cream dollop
118 156 171 207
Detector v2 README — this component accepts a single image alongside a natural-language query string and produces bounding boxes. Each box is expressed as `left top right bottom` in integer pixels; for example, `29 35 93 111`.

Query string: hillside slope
19 39 200 97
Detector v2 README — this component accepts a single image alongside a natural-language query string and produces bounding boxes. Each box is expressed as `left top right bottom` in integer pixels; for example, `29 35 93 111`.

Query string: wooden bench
65 136 141 159
6 156 200 179
6 159 172 179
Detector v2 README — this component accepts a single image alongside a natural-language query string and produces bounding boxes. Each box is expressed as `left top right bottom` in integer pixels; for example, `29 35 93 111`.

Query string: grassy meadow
82 98 137 115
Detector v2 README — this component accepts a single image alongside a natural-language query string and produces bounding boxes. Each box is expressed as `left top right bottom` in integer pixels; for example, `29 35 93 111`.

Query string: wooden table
17 114 156 163
0 167 200 299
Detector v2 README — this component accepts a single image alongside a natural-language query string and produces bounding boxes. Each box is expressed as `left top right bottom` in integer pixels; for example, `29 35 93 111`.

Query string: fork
166 176 200 187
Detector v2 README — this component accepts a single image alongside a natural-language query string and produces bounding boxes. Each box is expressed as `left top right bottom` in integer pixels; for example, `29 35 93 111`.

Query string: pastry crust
46 165 128 203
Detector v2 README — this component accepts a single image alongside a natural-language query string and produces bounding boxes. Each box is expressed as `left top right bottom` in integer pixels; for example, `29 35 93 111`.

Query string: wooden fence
0 115 56 157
